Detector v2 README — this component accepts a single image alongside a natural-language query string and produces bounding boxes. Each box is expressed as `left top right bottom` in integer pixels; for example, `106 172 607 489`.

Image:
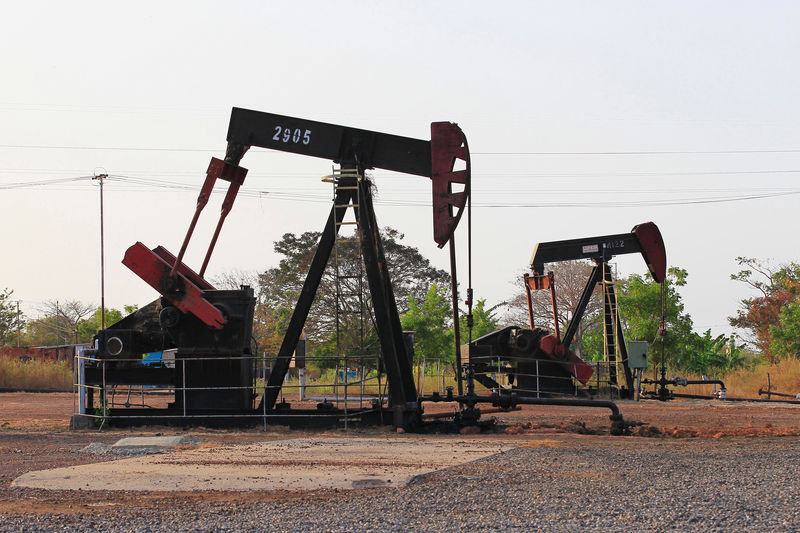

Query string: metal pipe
721 396 800 404
641 374 727 390
449 238 464 396
643 391 800 405
422 406 521 420
758 388 798 399
684 379 726 389
419 392 625 434
641 376 727 401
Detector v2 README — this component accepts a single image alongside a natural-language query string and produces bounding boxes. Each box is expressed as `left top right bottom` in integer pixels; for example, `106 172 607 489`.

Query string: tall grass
721 358 800 398
0 357 73 390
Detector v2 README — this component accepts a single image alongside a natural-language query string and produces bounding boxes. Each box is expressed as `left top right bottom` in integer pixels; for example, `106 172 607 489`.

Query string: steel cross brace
258 173 419 426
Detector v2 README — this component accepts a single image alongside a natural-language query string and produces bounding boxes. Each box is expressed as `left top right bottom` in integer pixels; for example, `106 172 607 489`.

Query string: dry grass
721 358 800 398
0 356 73 390
5 353 795 400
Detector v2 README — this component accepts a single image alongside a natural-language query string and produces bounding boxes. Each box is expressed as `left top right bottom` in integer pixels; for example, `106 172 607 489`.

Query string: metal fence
73 348 627 427
73 349 460 427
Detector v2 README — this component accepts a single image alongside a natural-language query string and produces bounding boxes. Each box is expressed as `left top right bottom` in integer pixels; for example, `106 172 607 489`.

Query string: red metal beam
123 242 226 329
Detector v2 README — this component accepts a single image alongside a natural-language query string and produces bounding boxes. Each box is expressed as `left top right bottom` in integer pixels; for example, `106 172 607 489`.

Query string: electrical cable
3 173 800 208
4 143 800 155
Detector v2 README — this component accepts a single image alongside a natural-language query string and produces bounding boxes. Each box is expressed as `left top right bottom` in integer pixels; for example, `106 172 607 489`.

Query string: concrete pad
13 437 512 492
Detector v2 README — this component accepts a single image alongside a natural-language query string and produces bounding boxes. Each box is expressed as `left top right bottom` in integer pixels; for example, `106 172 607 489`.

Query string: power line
3 143 800 155
107 175 800 208
0 144 218 153
4 167 800 179
473 149 800 155
3 173 799 208
0 176 93 189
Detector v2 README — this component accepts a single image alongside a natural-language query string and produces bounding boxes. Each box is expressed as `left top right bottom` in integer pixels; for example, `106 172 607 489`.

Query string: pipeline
422 406 521 420
641 370 727 401
758 388 799 400
643 391 800 405
419 390 625 435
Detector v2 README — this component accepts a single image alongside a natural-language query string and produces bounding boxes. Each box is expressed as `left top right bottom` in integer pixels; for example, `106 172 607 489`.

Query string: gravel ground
3 393 800 531
1 436 799 532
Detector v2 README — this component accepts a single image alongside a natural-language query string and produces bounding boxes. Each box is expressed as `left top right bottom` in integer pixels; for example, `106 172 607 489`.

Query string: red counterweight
538 334 595 385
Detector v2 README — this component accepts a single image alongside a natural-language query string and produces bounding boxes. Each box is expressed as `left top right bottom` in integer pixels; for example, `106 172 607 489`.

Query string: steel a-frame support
259 172 420 428
561 262 634 397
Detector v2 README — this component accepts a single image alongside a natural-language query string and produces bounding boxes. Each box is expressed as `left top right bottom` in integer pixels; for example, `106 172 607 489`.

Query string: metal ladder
323 167 366 413
601 262 623 393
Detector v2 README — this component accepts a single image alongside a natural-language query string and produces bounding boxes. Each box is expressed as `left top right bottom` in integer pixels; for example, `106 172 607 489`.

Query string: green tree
680 330 748 376
401 284 453 362
769 301 800 359
256 227 449 356
460 299 501 342
582 267 695 367
0 288 23 346
76 307 126 342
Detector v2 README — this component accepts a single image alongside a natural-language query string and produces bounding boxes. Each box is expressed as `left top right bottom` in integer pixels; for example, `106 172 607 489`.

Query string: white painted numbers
273 126 311 145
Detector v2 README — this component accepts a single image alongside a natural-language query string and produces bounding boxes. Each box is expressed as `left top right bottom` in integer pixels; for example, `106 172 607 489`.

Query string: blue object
338 370 358 382
142 352 163 366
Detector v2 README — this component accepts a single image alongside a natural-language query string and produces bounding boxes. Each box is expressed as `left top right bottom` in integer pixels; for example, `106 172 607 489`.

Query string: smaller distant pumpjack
465 222 665 399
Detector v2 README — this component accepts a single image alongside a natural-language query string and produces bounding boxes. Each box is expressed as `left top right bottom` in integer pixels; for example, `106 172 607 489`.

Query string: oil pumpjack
81 108 470 429
464 222 665 399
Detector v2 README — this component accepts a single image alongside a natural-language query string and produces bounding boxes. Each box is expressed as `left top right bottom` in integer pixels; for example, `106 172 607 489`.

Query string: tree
504 261 603 357
76 307 126 342
729 257 800 361
213 269 281 355
679 330 748 376
0 288 22 346
459 299 502 342
401 283 453 362
22 316 63 347
212 269 259 291
588 267 695 368
32 300 95 345
769 300 800 359
255 228 449 357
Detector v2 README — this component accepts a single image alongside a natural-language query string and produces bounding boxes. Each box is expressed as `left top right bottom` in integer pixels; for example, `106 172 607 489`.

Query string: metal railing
73 352 458 427
73 349 630 428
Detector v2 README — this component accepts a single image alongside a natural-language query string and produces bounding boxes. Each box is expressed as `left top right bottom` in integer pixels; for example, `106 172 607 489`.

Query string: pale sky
2 1 799 340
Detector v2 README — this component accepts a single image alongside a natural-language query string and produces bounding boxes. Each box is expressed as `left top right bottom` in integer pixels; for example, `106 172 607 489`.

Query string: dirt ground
1 391 800 516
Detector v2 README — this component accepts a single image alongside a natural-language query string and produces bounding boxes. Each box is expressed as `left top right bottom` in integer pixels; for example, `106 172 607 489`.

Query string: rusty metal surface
430 122 470 247
538 334 594 385
122 242 226 329
631 221 667 283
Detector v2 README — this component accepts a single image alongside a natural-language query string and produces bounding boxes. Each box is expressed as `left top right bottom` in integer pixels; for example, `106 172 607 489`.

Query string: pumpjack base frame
91 407 398 429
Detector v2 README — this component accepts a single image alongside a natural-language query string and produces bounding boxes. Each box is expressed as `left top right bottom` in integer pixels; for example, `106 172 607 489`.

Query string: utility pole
16 300 21 347
93 171 108 330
